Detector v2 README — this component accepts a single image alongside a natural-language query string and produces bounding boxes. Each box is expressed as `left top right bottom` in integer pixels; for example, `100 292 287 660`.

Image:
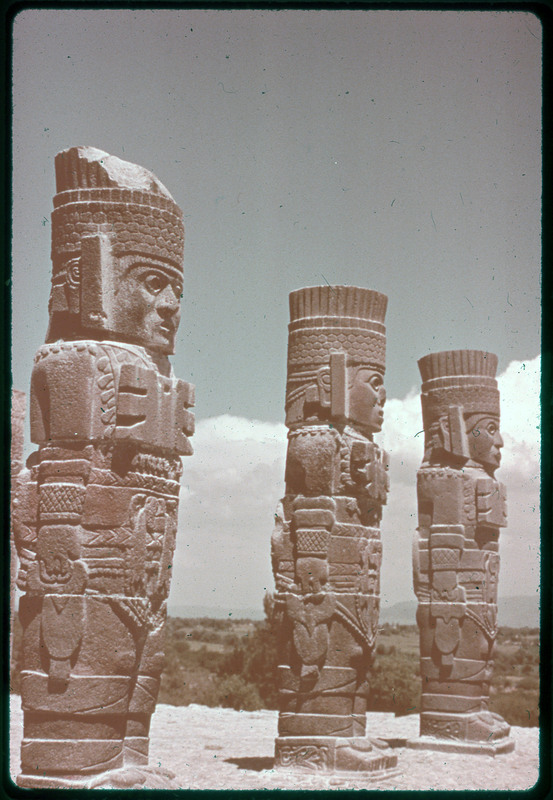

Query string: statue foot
84 765 180 789
335 737 395 772
467 710 510 742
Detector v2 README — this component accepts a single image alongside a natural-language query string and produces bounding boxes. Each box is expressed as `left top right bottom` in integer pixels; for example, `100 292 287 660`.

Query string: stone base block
17 775 89 789
17 766 180 790
123 735 149 765
406 735 515 756
275 736 398 776
414 709 514 753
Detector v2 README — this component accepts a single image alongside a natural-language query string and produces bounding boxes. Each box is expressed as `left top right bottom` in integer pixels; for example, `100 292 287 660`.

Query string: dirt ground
9 695 539 791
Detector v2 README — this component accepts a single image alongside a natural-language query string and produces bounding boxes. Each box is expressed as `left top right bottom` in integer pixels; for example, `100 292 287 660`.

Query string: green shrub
215 674 263 711
368 651 420 716
10 602 540 728
217 594 281 709
158 662 225 707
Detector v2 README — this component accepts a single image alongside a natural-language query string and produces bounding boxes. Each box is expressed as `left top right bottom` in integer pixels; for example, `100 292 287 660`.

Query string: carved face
348 366 386 433
295 557 328 594
112 257 183 353
465 414 503 472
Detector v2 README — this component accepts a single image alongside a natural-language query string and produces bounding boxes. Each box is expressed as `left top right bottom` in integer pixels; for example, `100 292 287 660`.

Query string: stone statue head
285 285 387 437
418 349 502 475
47 146 185 355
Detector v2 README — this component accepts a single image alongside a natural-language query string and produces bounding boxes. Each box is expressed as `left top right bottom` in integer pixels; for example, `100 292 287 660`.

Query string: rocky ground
9 695 539 791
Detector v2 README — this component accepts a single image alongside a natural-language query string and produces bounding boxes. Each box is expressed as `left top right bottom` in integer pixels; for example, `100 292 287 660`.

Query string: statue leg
18 596 136 788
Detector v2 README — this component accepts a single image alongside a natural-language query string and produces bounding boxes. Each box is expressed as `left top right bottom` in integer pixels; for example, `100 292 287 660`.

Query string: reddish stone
411 349 514 754
13 146 194 788
272 285 397 774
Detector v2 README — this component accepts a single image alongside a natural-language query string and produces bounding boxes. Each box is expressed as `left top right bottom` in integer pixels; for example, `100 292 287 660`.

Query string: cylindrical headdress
418 349 500 432
51 146 184 270
285 285 387 425
48 146 185 339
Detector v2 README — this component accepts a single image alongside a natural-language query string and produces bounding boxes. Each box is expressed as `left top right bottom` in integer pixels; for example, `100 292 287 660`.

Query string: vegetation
10 601 539 727
157 602 540 726
159 594 280 710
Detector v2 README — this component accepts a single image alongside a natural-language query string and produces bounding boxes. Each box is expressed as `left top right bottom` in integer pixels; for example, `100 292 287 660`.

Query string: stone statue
11 390 26 658
13 146 194 788
411 349 514 754
271 285 397 775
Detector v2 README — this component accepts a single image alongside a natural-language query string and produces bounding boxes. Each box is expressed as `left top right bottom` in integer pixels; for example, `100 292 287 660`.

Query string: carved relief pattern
413 350 511 745
11 391 27 654
272 286 395 773
14 147 193 788
276 744 331 771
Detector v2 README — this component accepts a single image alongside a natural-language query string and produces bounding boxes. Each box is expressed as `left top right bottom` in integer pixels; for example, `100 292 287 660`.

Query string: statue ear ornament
79 233 113 331
439 406 470 459
49 257 81 315
315 366 332 408
329 351 347 419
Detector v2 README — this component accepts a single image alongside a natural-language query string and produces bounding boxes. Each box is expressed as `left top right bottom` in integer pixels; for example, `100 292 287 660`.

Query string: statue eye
486 422 497 435
369 374 383 390
143 273 167 294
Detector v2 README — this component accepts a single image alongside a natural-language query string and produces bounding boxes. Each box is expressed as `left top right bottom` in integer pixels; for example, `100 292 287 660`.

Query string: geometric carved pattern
288 329 385 368
52 192 184 266
87 469 180 496
40 483 85 514
85 529 134 548
431 548 459 569
296 529 330 556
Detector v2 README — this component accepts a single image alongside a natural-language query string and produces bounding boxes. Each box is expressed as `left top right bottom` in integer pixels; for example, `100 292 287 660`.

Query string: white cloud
169 356 540 616
169 416 287 614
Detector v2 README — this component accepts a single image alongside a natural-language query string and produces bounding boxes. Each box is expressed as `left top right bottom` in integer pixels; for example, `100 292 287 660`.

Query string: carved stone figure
411 349 514 754
271 285 397 775
13 147 194 788
11 390 26 658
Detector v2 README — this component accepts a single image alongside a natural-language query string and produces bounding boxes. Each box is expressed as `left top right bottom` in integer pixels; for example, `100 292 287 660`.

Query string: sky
11 9 541 615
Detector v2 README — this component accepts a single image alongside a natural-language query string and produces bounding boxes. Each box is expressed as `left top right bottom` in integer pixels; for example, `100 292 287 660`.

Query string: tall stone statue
11 390 26 658
271 285 397 775
411 349 514 754
12 146 194 788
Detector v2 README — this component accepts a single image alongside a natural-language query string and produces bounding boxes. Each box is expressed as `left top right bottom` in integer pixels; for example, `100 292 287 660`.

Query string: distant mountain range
168 604 266 621
380 595 540 628
169 594 540 628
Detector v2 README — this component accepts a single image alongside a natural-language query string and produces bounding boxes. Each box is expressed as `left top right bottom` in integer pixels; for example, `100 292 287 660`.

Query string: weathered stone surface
410 349 513 754
11 390 26 658
13 146 194 788
10 695 543 794
271 285 396 774
10 698 540 791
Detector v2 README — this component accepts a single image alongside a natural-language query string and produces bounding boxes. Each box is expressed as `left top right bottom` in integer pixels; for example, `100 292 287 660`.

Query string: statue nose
157 285 179 312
